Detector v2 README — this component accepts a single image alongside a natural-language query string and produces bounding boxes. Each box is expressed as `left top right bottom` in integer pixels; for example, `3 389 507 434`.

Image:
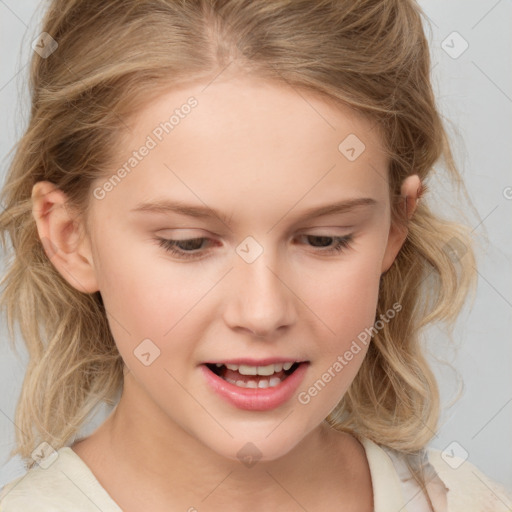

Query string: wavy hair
0 0 478 503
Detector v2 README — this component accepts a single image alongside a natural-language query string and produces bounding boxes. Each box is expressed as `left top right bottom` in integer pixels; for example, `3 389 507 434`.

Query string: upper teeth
215 362 295 375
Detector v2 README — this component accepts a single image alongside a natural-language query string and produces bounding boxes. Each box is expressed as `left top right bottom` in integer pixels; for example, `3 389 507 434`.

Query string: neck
80 370 372 511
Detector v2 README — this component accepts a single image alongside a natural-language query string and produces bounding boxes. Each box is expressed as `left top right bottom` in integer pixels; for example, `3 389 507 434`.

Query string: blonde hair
0 0 478 500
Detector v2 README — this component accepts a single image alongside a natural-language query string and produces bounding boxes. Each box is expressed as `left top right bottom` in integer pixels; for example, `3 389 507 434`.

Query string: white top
1 437 511 511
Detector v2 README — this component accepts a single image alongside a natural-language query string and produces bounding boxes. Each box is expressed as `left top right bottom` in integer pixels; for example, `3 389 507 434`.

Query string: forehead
94 74 389 222
125 73 386 159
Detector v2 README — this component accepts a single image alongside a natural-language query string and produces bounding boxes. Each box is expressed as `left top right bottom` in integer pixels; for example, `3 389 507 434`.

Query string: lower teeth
224 376 283 389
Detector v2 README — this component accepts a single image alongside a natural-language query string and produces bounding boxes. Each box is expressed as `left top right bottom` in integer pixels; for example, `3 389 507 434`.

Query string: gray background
1 0 511 492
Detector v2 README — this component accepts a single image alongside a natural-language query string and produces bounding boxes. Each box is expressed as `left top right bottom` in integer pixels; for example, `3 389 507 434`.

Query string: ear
380 174 422 274
31 181 99 293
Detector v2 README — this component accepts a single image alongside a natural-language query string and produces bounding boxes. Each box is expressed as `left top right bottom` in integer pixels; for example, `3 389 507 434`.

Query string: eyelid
156 228 212 237
156 225 354 238
296 225 355 234
155 232 355 261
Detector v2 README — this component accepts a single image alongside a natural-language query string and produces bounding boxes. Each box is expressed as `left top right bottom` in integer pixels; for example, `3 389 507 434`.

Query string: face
56 74 407 462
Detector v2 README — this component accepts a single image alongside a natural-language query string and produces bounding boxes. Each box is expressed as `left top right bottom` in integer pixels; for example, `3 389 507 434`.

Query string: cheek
92 233 211 366
299 246 384 341
296 254 381 419
94 223 385 367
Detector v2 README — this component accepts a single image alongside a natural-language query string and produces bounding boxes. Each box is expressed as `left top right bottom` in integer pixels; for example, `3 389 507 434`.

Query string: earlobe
31 181 99 294
380 174 422 274
399 174 422 220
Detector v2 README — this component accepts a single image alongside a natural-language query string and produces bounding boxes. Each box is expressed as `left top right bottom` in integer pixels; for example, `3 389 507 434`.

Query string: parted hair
0 0 477 502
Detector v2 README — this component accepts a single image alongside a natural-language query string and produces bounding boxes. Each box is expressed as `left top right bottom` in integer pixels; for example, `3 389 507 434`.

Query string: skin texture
32 73 421 511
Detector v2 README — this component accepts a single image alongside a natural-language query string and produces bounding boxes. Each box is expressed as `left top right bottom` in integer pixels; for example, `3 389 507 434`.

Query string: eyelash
155 234 353 260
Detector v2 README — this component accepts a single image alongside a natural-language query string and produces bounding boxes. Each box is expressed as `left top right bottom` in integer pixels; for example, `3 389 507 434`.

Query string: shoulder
426 447 512 512
0 447 122 512
360 436 512 512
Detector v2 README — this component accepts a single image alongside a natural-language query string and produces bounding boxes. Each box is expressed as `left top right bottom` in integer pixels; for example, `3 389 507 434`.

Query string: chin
206 433 302 466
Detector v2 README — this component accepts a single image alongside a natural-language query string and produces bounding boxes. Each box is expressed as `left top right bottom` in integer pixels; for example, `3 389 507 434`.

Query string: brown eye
296 234 353 254
155 237 213 260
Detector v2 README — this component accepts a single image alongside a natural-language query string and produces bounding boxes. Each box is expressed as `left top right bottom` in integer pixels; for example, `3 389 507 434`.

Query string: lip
203 357 308 366
200 361 310 411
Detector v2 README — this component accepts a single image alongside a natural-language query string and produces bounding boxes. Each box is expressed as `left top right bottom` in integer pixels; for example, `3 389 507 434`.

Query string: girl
0 0 510 510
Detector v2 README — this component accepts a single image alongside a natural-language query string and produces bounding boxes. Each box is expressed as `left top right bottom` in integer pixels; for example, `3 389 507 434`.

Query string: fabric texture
1 438 511 511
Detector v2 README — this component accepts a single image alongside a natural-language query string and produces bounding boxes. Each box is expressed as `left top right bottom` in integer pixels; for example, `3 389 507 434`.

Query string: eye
295 234 353 255
154 233 353 260
155 237 214 260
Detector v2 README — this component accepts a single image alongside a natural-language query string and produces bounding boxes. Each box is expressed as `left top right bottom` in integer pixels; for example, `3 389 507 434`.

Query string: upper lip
203 358 309 366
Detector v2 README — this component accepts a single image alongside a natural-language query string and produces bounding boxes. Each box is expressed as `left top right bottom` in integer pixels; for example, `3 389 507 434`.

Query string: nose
223 249 296 338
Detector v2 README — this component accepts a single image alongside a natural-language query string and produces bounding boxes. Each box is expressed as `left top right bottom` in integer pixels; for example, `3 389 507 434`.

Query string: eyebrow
130 197 378 226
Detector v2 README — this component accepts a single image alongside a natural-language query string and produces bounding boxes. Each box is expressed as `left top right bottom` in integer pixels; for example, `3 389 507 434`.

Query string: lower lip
200 362 309 411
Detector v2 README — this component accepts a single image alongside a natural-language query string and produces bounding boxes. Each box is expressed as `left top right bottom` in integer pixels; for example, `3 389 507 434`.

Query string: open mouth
205 362 302 389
